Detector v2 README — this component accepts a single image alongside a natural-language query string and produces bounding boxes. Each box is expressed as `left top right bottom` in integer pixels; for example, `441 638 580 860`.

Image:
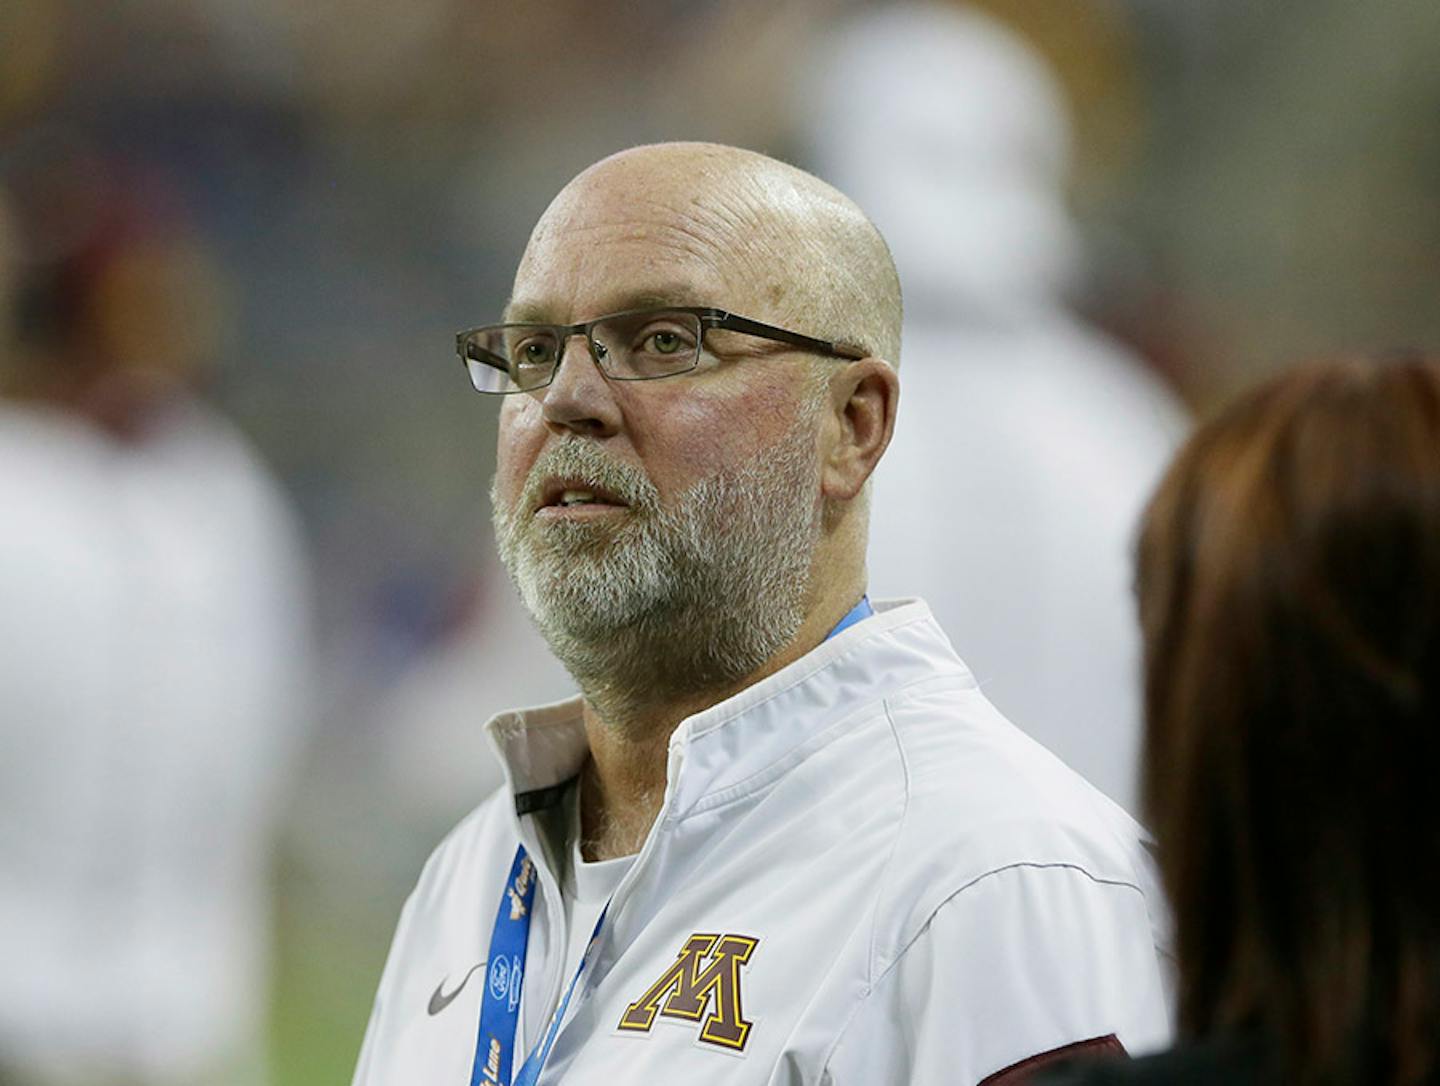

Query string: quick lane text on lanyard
471 845 604 1086
471 847 536 1086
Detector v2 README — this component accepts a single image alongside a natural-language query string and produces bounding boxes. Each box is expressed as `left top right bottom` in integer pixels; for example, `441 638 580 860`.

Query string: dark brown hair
1137 354 1440 1084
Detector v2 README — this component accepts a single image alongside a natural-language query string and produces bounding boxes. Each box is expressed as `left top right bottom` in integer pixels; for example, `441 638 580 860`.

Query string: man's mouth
535 478 630 516
558 488 602 507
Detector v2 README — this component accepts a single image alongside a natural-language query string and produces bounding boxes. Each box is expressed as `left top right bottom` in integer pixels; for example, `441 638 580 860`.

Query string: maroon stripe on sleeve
978 1034 1127 1085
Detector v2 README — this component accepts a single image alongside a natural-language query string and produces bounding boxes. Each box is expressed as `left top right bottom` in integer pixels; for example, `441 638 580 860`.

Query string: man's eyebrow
502 284 716 324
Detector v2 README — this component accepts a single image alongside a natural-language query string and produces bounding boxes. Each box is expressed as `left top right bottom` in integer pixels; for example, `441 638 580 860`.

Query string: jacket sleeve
821 863 1173 1085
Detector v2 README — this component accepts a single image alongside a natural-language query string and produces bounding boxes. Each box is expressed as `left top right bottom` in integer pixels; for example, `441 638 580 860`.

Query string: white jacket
354 600 1172 1085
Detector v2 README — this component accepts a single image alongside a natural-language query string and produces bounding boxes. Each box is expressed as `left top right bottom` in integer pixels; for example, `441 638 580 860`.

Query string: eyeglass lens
464 309 704 393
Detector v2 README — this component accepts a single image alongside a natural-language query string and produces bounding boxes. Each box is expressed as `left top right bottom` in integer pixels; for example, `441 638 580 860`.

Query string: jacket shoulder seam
865 698 915 987
821 861 1147 1078
815 696 912 1076
877 861 1146 990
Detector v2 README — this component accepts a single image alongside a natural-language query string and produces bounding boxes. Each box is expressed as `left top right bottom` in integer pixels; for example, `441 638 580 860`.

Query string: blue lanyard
470 847 538 1086
470 845 606 1086
474 596 871 1084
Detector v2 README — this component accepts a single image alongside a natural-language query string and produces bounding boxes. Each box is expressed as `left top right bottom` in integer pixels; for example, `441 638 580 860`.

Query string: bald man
353 144 1171 1086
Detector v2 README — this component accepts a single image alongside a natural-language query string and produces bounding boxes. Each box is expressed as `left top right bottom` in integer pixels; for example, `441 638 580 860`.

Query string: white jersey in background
354 601 1172 1086
0 398 311 1086
799 2 1189 814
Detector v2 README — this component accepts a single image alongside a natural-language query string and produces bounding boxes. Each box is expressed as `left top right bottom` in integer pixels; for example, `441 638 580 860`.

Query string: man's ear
821 358 899 501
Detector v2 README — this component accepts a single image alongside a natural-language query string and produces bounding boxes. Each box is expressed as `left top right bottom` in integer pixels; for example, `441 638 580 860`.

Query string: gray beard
491 415 822 721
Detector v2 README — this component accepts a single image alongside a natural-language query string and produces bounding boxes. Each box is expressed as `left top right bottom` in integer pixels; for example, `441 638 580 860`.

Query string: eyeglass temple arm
457 334 510 373
709 313 867 360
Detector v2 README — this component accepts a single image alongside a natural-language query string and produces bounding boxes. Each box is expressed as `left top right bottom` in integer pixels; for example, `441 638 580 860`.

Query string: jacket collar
484 599 968 822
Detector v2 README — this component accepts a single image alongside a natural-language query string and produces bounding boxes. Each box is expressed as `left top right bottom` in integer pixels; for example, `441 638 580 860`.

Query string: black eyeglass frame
454 306 867 394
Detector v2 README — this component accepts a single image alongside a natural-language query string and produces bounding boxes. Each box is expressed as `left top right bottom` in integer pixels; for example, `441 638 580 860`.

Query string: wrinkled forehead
507 164 791 324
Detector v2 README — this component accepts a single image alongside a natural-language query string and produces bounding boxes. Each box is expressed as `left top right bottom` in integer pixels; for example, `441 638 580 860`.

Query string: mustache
520 439 660 513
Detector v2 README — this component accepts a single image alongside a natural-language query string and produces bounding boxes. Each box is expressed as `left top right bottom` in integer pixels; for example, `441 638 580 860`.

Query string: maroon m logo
617 933 759 1052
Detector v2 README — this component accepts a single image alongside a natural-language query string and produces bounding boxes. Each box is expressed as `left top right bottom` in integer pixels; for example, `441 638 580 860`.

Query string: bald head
516 142 903 367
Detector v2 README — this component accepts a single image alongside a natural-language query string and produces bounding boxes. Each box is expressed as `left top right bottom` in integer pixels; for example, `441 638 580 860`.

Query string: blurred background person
0 155 312 1084
798 1 1189 812
1045 354 1440 1084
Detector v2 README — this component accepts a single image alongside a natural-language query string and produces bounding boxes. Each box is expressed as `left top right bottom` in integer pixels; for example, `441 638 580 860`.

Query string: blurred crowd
2 0 1436 1082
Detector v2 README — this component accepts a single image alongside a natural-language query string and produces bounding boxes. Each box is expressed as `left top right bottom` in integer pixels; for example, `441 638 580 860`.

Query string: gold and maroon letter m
617 933 759 1052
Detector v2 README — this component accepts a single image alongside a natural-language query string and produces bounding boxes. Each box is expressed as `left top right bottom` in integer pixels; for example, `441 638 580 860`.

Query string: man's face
490 165 827 695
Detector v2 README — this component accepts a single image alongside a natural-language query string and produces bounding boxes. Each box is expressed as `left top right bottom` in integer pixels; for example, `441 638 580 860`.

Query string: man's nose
538 332 622 438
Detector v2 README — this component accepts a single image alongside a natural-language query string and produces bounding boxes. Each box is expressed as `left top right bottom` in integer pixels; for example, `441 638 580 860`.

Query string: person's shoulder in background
1033 1035 1267 1086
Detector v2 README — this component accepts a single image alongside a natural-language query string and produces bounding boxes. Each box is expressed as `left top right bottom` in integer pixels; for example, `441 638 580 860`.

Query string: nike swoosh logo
427 960 487 1016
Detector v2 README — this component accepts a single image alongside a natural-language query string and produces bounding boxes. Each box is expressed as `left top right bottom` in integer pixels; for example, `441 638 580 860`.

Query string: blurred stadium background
1 0 1436 1082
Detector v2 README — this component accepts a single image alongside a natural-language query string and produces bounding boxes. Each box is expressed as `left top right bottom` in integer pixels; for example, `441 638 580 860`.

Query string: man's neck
577 718 668 863
577 683 731 861
574 588 868 862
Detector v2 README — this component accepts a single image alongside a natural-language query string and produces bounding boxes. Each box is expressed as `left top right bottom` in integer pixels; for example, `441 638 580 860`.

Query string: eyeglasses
454 306 866 395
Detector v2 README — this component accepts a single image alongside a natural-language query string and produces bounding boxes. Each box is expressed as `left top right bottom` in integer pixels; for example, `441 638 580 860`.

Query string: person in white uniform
353 142 1172 1086
800 2 1189 814
0 180 311 1085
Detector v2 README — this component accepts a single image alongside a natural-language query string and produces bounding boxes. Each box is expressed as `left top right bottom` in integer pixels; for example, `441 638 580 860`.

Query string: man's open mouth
558 489 603 507
536 478 629 512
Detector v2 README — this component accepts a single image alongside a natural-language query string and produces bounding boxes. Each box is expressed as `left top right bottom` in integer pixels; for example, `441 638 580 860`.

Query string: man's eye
517 340 554 366
648 331 683 354
636 326 695 357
